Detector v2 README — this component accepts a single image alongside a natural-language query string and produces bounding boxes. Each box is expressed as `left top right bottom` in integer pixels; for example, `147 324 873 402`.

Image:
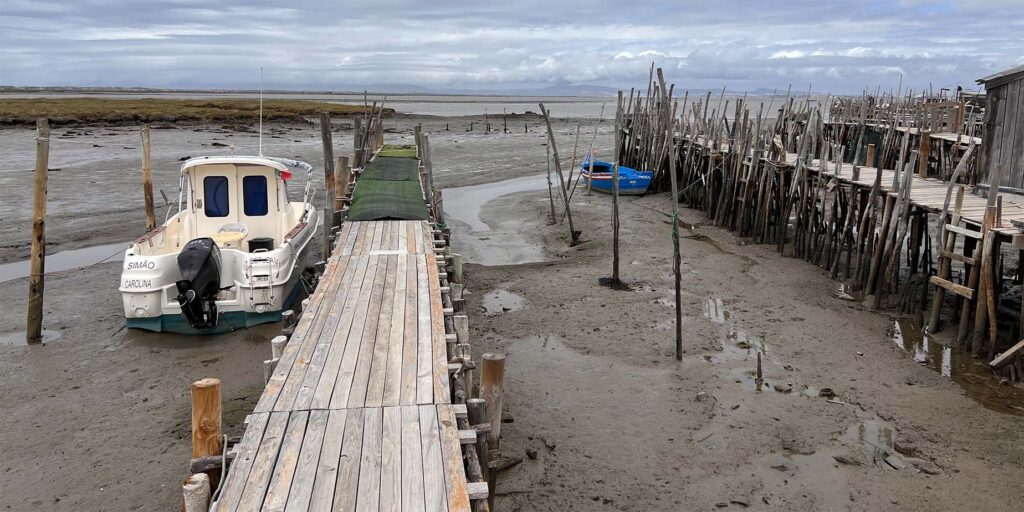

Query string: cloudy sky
2 0 1022 94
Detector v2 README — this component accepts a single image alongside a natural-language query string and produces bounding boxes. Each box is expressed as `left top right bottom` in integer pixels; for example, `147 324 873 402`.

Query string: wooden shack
976 64 1024 187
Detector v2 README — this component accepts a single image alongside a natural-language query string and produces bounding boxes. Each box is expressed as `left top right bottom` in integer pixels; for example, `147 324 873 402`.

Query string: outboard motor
175 238 222 329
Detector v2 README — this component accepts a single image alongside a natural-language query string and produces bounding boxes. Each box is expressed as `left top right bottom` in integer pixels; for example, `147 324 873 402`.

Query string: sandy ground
1 115 1022 511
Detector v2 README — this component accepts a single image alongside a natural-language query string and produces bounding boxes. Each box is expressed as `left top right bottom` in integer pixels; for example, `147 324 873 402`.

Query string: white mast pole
259 66 264 156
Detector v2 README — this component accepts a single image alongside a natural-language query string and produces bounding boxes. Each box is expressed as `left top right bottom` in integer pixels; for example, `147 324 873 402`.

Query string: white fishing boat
119 155 319 333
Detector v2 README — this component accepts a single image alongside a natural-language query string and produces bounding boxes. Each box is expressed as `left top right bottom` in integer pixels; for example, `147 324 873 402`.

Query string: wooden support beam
990 339 1024 368
27 119 49 343
140 125 156 231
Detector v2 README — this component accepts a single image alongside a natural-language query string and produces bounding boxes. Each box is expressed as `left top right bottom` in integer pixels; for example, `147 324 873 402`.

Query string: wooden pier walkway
211 142 484 511
786 153 1024 236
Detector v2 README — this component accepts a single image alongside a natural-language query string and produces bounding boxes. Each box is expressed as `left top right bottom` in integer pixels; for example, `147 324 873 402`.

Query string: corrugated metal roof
976 64 1024 88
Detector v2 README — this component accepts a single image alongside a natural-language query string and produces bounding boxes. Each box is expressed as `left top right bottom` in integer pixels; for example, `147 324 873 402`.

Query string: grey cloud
1 0 1022 93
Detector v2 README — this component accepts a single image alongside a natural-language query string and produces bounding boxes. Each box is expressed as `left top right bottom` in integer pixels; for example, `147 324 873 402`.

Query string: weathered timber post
190 378 222 491
865 143 876 169
466 398 491 510
335 156 350 219
27 119 49 343
452 253 464 284
271 335 287 360
480 354 506 512
182 473 211 512
918 131 931 178
539 103 580 245
320 113 336 260
140 125 156 230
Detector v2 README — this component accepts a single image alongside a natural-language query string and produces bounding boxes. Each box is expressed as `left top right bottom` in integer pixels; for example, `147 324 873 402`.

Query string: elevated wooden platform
787 153 1024 235
213 219 472 512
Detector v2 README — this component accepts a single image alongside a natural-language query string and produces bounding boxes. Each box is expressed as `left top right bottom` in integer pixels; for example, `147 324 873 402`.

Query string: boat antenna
258 66 264 156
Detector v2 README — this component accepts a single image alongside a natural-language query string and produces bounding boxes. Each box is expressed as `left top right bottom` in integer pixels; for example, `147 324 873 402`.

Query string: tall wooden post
918 131 931 178
480 354 506 512
865 143 876 169
27 119 49 344
320 112 336 259
538 103 579 245
141 126 156 231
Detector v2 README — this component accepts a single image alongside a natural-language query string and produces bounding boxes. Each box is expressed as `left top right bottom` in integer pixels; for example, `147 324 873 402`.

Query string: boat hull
581 173 651 195
125 279 306 334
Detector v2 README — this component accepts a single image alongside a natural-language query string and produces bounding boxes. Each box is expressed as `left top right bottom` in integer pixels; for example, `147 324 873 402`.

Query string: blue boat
579 159 653 195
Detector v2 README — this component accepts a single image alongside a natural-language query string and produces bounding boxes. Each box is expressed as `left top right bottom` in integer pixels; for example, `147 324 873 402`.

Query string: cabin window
243 175 268 216
203 176 229 217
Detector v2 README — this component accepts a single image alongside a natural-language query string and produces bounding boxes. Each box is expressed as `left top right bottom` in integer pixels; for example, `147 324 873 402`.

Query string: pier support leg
27 119 49 343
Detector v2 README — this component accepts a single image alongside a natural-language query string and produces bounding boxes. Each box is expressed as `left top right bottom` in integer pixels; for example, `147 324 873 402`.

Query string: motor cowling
175 237 222 329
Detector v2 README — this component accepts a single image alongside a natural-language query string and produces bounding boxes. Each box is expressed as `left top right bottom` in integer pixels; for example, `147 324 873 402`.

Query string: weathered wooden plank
929 275 975 300
254 255 348 413
945 223 983 239
332 408 365 512
437 405 472 512
356 407 384 512
307 409 348 511
418 404 448 512
288 255 366 411
366 255 399 407
313 255 381 409
284 409 328 511
212 412 269 511
346 255 393 408
401 254 421 405
991 339 1024 368
401 405 426 512
406 222 417 255
415 255 435 405
383 254 409 407
262 410 308 511
379 407 403 512
235 411 289 512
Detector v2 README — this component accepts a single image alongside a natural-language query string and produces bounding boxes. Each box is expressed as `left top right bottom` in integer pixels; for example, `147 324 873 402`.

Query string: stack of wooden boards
213 220 472 511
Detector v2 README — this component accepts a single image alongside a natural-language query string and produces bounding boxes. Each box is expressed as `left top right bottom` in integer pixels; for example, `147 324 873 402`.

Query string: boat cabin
133 156 307 256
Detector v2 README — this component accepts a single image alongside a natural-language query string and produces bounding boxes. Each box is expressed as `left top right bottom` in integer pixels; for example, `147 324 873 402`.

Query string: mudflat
1 113 1021 511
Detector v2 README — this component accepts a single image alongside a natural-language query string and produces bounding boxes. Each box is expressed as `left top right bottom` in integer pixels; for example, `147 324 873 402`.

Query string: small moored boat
579 159 653 195
120 156 319 333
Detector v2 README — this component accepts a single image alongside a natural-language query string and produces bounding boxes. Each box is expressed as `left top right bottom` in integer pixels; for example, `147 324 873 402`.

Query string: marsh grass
0 98 382 126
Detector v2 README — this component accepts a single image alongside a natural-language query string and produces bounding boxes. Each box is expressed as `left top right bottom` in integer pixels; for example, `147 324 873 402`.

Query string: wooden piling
480 354 505 512
190 378 222 459
182 473 211 512
320 112 336 259
539 103 580 245
140 125 156 231
27 119 49 344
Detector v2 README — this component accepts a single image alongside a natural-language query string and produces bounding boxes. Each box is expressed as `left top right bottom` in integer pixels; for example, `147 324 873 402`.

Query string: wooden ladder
928 185 983 339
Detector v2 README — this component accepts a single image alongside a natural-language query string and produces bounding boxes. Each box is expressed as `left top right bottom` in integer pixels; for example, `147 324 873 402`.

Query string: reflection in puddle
0 241 128 283
482 289 525 315
443 174 549 266
700 296 772 390
889 318 1024 416
0 330 63 346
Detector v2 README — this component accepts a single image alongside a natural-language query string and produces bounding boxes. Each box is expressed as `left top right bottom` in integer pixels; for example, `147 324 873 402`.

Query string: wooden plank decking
785 153 1024 235
214 219 471 512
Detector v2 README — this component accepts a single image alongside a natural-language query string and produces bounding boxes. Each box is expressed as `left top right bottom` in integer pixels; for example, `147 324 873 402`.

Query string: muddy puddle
701 296 778 391
890 317 1024 416
0 241 128 283
0 329 63 346
442 174 549 266
481 289 525 315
